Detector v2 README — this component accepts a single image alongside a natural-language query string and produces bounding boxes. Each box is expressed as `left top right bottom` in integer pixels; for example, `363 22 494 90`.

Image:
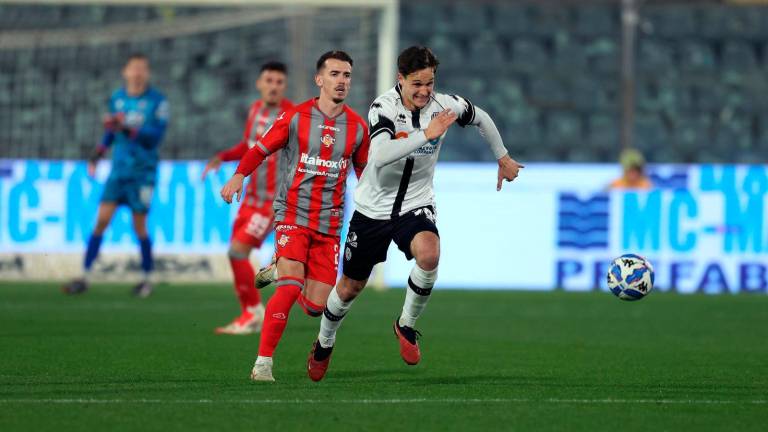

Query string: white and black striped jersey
353 84 477 220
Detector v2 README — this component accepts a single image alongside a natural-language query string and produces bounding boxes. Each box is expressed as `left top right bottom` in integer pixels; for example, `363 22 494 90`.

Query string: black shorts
342 206 439 281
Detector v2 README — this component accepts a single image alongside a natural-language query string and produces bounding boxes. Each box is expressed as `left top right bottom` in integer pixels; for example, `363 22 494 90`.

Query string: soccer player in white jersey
306 46 524 381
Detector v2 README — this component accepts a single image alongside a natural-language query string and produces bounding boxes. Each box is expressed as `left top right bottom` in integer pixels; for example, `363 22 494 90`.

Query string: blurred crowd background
1 0 766 163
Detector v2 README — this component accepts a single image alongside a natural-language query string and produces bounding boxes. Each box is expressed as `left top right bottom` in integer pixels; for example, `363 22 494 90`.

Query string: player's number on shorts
334 244 339 266
246 213 271 238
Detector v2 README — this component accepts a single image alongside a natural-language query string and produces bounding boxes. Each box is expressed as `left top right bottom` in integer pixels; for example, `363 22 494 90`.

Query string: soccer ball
606 254 654 301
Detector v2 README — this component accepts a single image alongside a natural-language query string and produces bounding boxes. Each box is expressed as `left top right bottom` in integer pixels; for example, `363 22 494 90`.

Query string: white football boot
215 305 265 335
250 357 275 382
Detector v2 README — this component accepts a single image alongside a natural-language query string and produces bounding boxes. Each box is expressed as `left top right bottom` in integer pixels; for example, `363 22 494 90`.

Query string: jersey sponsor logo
125 111 145 127
156 100 170 120
413 141 439 156
275 224 297 232
318 124 341 132
299 153 349 178
321 134 336 148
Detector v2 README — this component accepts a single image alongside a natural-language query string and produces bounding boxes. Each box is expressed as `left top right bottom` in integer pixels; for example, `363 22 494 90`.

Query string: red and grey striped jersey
236 98 370 236
218 98 294 207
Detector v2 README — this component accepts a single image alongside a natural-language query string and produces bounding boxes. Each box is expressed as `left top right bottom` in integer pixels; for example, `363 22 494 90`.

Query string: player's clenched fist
424 109 457 140
496 155 524 191
221 173 245 203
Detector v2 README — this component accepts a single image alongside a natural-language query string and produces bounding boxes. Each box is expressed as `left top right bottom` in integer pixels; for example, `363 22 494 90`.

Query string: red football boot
307 340 334 382
393 318 422 365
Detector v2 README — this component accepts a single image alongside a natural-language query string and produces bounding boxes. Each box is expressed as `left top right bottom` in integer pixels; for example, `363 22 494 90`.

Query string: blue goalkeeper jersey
103 86 169 184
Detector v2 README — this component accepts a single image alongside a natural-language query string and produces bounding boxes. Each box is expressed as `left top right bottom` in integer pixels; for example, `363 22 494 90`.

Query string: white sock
318 288 354 348
142 272 152 284
399 264 438 328
255 355 272 365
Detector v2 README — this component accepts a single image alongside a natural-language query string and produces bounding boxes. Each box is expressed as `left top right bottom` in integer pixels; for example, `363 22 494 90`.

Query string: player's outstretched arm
371 109 457 167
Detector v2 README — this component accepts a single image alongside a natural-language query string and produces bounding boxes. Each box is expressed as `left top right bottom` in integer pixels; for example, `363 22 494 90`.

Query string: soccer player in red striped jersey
221 51 370 381
202 62 294 335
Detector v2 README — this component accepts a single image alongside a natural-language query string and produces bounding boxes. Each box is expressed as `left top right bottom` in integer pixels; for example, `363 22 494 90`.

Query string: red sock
229 257 260 312
257 277 304 357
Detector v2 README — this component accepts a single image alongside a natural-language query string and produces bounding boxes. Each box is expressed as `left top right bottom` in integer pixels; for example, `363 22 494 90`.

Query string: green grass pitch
1 282 766 431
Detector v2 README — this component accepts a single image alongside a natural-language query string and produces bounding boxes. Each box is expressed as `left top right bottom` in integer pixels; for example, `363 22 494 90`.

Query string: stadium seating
1 1 767 163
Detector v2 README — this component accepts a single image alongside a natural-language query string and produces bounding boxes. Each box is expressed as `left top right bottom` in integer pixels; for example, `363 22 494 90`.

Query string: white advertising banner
1 160 766 293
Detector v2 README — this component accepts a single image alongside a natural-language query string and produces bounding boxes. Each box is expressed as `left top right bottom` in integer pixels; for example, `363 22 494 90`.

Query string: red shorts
231 203 274 248
273 223 340 286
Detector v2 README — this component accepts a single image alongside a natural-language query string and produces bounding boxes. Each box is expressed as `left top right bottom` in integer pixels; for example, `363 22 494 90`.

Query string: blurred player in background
202 62 294 335
307 46 523 381
62 53 168 298
609 148 653 190
220 50 369 381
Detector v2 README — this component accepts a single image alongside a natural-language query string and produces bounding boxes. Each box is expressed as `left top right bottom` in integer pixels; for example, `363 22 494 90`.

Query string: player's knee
415 250 440 271
227 246 249 260
228 241 251 259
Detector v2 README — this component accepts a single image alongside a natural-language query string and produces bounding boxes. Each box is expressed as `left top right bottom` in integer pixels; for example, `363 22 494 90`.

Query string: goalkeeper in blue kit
63 53 169 297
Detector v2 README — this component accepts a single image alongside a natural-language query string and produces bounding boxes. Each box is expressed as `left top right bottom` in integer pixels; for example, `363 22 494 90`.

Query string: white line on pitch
0 398 766 405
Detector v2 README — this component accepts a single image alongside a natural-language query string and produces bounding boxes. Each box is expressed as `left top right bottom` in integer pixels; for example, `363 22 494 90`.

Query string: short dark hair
316 50 353 72
125 53 148 66
260 61 287 74
397 46 439 77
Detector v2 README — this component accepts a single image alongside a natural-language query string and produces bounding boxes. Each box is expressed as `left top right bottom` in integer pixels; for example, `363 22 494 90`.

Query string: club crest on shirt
278 234 290 247
321 133 336 148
